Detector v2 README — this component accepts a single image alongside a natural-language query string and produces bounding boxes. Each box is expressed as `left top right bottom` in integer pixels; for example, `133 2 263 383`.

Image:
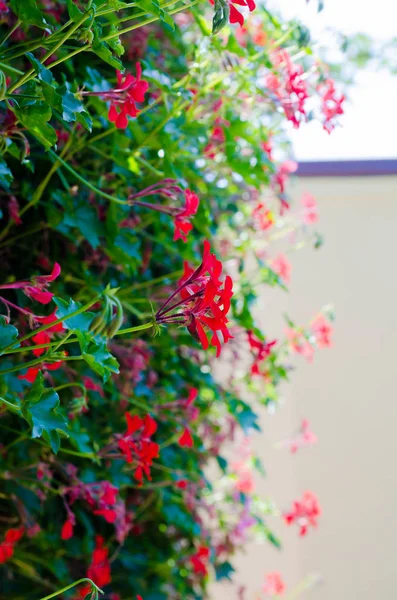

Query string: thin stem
114 321 154 336
47 150 128 205
0 294 101 354
101 0 201 41
7 13 90 94
5 337 79 355
0 396 20 413
0 20 21 47
38 578 103 600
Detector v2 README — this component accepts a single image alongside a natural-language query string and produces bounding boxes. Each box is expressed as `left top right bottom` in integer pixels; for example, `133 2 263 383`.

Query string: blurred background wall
212 166 397 600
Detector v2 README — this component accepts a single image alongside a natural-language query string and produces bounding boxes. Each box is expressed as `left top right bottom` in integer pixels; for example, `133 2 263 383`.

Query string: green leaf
212 0 229 35
215 561 235 581
9 0 46 27
0 317 19 355
68 421 94 454
12 102 57 151
23 374 69 453
67 0 83 20
0 159 13 191
135 0 175 29
92 39 124 70
62 203 103 248
82 342 119 382
53 297 95 332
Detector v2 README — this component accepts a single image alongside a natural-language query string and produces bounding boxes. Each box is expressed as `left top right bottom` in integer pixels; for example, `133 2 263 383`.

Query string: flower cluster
318 78 345 133
284 491 321 536
117 413 159 482
78 536 111 597
156 241 233 356
0 528 24 564
266 50 309 129
247 330 277 376
263 572 286 597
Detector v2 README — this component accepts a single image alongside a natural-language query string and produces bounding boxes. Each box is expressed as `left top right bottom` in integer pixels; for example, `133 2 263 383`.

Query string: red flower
228 0 256 27
18 367 40 383
190 546 210 576
61 519 74 540
0 263 62 305
284 491 320 536
178 427 193 448
86 536 111 590
247 331 277 376
108 64 149 128
173 189 200 243
117 413 159 483
156 241 233 357
34 309 64 333
31 330 51 357
94 508 117 523
0 527 24 564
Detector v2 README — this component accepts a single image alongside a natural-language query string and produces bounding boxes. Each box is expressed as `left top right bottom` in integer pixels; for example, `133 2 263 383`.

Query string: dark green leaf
12 102 57 150
0 159 13 191
9 0 46 27
82 342 119 382
0 317 19 355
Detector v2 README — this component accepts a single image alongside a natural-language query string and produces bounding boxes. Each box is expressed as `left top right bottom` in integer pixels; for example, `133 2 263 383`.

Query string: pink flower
284 491 320 536
301 193 318 224
285 328 314 362
263 572 286 596
318 78 345 133
311 314 333 348
281 419 317 453
271 254 291 284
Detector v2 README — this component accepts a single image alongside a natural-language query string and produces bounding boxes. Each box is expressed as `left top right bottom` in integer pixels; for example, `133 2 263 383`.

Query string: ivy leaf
23 374 69 453
68 421 94 455
53 297 95 332
66 0 83 20
12 102 57 151
61 203 104 248
228 398 260 433
9 0 46 27
212 0 230 35
82 342 119 382
0 317 19 356
0 158 13 191
26 55 92 132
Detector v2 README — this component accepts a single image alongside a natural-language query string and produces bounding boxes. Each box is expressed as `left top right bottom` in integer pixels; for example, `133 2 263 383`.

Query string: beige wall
212 175 397 599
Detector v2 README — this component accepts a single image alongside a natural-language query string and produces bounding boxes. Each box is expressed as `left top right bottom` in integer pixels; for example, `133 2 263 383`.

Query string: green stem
114 321 154 336
101 0 201 41
0 355 81 376
0 20 21 47
54 382 86 394
38 578 103 600
4 337 79 355
0 396 20 413
0 294 101 355
7 13 90 94
47 150 129 205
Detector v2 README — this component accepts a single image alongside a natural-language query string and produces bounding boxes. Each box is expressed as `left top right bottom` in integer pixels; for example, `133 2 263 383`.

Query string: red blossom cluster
128 180 200 243
266 50 309 129
247 330 277 376
263 572 286 597
204 111 227 158
284 491 320 536
156 241 233 356
178 387 198 448
190 545 210 576
117 413 159 483
78 536 111 597
61 478 119 541
318 78 345 133
0 262 61 306
228 0 256 27
0 527 24 564
82 64 149 129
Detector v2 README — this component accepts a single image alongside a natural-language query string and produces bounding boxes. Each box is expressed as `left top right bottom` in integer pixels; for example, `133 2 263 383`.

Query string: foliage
0 1 341 599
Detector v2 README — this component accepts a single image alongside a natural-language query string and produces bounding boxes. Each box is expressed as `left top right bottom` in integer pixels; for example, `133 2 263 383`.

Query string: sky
267 0 397 161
